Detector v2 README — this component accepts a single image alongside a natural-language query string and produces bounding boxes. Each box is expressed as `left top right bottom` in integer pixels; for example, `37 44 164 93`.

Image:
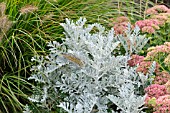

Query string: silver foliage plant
28 18 152 113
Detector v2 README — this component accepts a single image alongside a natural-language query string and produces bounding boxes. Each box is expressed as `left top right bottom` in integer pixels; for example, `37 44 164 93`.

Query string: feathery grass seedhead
0 2 6 16
19 5 38 15
0 15 12 41
41 12 54 21
0 15 12 31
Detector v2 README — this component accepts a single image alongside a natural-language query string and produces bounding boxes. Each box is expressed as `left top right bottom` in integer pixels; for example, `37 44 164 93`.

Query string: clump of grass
0 1 51 112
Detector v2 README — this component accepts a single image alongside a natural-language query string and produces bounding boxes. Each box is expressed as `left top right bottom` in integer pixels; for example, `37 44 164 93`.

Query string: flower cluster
127 54 160 75
153 95 170 113
127 54 144 67
111 5 170 34
111 16 131 34
145 5 170 15
144 72 170 112
134 5 170 34
135 19 160 34
151 14 170 25
135 19 160 29
113 16 129 23
136 61 160 75
147 5 170 23
143 41 170 111
110 5 170 34
110 4 170 113
145 42 170 65
145 84 167 99
154 71 170 85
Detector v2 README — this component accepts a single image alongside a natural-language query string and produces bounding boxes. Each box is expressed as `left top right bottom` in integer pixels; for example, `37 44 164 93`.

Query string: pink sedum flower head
145 19 160 26
145 5 169 15
152 14 168 21
115 16 129 23
135 19 160 34
141 26 155 34
135 20 145 29
136 61 160 75
145 7 158 15
113 22 129 35
127 54 144 67
153 95 170 113
145 42 170 60
135 19 160 28
145 84 167 99
111 16 131 35
151 14 168 25
154 71 170 85
153 5 169 13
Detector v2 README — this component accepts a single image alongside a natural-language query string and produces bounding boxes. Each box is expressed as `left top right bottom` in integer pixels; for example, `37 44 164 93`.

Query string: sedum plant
28 18 152 113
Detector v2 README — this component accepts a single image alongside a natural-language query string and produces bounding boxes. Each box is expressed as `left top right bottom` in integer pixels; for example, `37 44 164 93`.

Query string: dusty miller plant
28 18 153 113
